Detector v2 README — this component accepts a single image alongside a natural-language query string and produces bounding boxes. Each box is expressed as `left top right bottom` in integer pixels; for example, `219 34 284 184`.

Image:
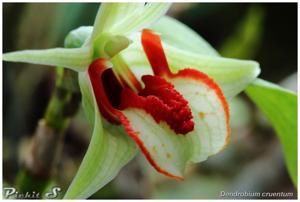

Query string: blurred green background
3 3 297 199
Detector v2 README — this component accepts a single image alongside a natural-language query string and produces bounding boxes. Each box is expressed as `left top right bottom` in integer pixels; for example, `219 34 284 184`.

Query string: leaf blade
245 79 297 186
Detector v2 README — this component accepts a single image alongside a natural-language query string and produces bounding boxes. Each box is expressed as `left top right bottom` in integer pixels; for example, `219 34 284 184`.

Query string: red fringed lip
120 75 194 135
141 28 230 147
87 28 230 180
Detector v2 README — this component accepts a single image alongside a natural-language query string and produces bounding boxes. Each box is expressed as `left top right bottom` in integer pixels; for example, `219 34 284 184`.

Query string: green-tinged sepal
88 3 144 44
64 73 137 199
3 47 93 72
87 3 171 45
110 3 172 35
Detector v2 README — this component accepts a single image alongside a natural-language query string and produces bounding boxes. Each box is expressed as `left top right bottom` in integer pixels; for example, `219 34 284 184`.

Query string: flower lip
120 75 194 135
88 58 195 135
87 28 230 180
88 58 194 179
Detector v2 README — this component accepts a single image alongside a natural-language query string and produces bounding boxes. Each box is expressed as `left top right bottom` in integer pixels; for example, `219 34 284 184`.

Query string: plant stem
15 68 81 198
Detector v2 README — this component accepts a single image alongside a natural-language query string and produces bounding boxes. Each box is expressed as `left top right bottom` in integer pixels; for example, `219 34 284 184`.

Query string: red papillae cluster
119 75 194 135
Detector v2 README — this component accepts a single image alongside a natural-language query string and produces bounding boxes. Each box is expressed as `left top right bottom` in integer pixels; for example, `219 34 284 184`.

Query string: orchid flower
3 3 260 199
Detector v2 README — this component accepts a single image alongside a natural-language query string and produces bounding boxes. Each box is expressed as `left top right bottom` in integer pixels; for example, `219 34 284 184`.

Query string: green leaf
245 79 297 186
64 73 137 199
120 41 260 99
150 16 219 56
3 47 92 72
